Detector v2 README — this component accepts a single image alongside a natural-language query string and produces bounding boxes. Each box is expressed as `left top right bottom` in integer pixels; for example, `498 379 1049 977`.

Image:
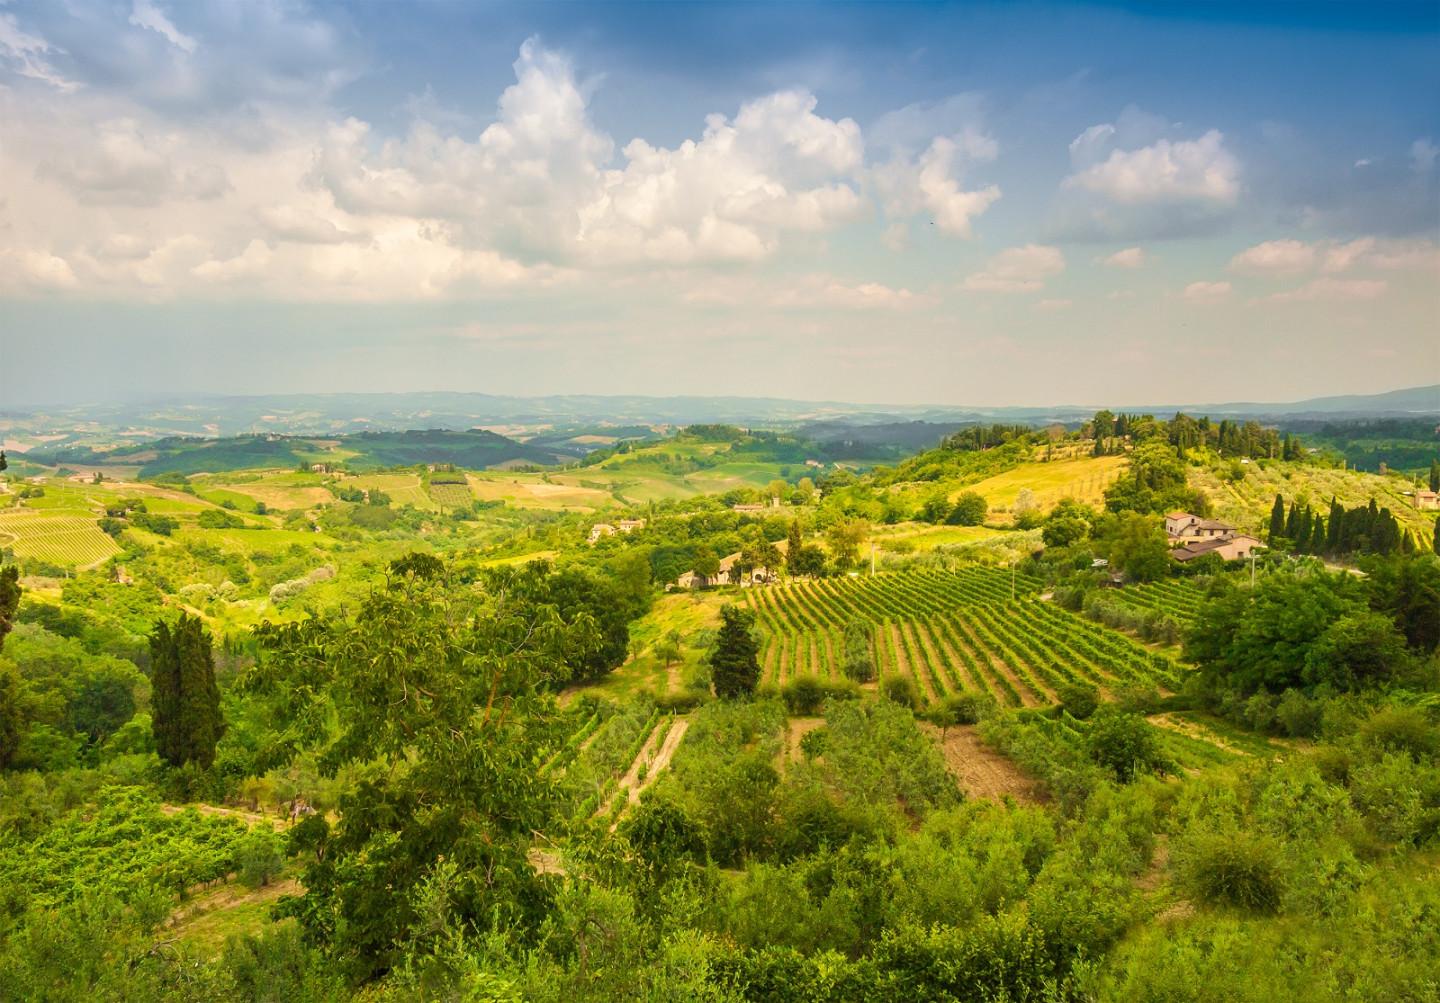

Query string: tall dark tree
1430 459 1439 494
150 614 225 769
711 604 760 699
0 565 19 651
1434 516 1439 555
785 520 804 572
1269 494 1287 545
1327 497 1343 553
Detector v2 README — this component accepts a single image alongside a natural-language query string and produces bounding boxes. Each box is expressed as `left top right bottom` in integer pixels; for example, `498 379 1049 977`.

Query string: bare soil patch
923 723 1044 804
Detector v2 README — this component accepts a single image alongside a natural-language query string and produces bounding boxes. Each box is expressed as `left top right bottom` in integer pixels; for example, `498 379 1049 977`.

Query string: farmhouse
587 523 616 544
1164 512 1237 542
672 539 789 589
1415 490 1439 511
732 497 783 515
617 518 646 533
1170 534 1265 564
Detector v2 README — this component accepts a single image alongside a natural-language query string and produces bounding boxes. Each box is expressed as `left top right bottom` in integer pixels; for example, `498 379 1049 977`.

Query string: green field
347 473 437 511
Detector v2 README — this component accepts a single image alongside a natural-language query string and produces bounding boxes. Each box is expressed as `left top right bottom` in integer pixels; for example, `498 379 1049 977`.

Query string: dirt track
923 723 1044 804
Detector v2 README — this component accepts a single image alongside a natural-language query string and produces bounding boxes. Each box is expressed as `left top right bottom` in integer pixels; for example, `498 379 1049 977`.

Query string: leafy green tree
150 614 225 770
711 605 760 698
948 492 988 527
841 620 875 683
0 662 24 769
1303 611 1410 691
788 544 827 578
692 546 721 581
825 518 869 571
1184 573 1367 694
1100 512 1171 582
244 556 595 976
655 629 683 669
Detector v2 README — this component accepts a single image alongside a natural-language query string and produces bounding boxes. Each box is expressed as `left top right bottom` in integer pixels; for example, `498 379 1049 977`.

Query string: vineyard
748 569 1187 707
0 508 121 567
426 478 476 509
0 788 250 910
1103 580 1204 622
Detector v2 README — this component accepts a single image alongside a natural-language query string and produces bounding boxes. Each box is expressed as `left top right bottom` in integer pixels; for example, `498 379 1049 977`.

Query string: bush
1058 682 1100 721
1086 709 1169 783
1357 706 1439 761
236 828 286 889
1178 829 1283 913
880 674 921 710
1275 689 1323 739
782 676 826 716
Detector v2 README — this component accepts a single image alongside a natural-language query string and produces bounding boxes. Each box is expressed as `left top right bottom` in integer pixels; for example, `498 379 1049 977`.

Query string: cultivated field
348 473 436 511
0 509 121 567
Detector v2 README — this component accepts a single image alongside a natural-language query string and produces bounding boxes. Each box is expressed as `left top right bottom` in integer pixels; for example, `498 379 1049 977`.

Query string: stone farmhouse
587 518 646 545
1164 512 1237 542
1170 534 1265 564
1415 490 1439 511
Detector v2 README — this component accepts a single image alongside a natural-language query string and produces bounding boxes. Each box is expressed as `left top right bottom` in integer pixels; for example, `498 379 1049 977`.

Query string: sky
0 0 1437 409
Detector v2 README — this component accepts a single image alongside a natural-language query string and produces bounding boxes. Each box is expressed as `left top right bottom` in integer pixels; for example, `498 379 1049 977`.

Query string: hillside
20 429 564 477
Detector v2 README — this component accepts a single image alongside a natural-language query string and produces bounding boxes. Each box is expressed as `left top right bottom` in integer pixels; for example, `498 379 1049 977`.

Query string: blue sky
0 0 1436 407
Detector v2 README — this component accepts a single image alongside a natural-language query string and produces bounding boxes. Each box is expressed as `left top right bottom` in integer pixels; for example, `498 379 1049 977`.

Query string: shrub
880 674 921 710
947 492 988 527
1177 829 1283 913
1275 689 1322 739
1357 706 1439 761
782 676 826 716
798 728 827 762
236 828 286 889
1086 709 1169 783
1058 682 1100 721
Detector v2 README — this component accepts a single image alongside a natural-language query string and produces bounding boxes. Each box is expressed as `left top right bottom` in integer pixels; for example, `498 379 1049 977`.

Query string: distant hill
5 386 1435 451
22 429 564 477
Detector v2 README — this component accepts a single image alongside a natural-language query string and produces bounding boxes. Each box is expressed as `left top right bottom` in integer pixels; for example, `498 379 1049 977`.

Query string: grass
467 472 615 510
575 591 729 701
871 523 1006 553
168 875 301 958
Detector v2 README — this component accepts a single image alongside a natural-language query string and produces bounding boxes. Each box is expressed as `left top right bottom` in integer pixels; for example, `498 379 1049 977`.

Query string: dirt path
162 803 287 829
603 717 691 821
1148 713 1248 756
922 723 1044 804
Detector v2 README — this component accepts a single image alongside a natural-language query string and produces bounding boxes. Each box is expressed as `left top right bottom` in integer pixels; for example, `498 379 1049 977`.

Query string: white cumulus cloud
963 245 1065 293
1100 247 1145 269
1183 280 1231 302
1229 239 1317 276
1064 128 1239 205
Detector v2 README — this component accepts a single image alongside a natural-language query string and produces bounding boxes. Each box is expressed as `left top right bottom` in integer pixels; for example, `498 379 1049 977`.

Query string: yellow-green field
871 523 1007 554
467 473 616 510
0 509 121 567
952 455 1129 514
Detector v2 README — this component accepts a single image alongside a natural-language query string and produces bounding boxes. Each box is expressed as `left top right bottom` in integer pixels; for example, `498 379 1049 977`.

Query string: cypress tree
711 605 761 699
1285 501 1301 542
1327 497 1343 552
1269 494 1286 544
1309 515 1327 554
150 614 225 768
1431 460 1439 494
